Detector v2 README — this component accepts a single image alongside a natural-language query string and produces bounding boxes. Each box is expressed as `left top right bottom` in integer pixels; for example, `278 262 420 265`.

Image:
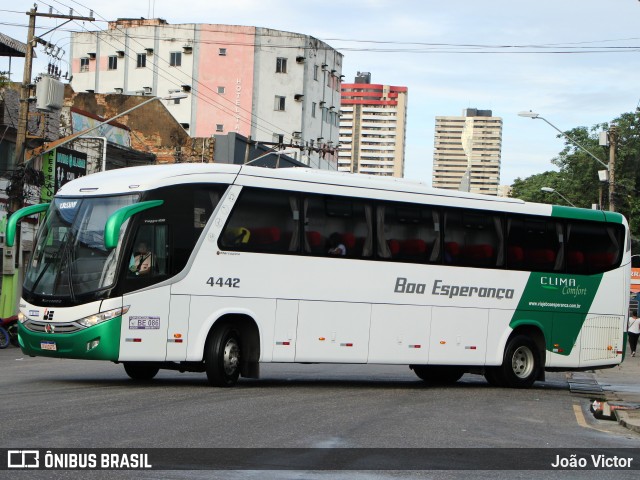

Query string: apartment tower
338 72 408 177
433 108 502 195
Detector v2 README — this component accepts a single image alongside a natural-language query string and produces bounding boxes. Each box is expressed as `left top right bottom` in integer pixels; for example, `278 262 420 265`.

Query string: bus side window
566 221 623 274
379 202 439 263
304 194 371 258
443 210 502 268
507 216 562 272
219 187 298 253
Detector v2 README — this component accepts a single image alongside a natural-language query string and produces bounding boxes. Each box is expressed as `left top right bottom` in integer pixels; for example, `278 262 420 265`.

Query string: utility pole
608 126 617 212
0 5 94 318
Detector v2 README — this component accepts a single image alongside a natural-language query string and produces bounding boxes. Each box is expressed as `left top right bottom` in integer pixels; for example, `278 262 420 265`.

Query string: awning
0 32 28 58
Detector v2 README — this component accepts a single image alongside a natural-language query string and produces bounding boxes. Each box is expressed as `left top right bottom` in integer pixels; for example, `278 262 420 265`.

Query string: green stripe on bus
18 317 122 361
550 205 607 222
550 206 624 224
510 272 602 356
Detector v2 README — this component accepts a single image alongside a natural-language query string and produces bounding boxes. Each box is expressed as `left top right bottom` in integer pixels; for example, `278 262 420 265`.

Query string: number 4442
206 277 240 288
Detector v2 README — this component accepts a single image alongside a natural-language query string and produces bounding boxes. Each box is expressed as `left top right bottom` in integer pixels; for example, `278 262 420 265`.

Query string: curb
615 410 640 434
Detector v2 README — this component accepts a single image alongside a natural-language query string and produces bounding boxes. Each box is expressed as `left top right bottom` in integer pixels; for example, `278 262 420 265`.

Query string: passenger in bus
328 232 346 256
129 242 153 276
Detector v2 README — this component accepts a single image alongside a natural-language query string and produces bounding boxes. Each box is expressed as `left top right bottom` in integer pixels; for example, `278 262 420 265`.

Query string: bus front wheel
205 325 241 387
123 362 159 381
498 335 540 388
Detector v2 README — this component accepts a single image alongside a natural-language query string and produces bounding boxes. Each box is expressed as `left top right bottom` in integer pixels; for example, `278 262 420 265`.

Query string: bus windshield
24 194 139 300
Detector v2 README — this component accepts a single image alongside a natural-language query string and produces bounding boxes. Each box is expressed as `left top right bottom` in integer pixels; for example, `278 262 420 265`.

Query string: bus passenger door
429 307 488 365
120 285 171 361
295 301 371 363
272 299 299 362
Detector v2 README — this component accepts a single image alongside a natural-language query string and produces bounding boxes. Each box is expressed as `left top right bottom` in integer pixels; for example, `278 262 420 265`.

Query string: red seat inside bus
525 248 556 269
567 250 585 267
250 227 281 246
587 252 615 269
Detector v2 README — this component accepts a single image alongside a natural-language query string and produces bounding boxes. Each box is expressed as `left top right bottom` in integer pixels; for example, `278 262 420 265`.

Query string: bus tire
498 335 540 388
123 362 159 381
205 325 241 387
411 365 464 384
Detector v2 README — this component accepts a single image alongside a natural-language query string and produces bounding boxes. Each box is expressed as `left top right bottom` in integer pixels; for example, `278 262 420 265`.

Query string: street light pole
608 125 617 212
541 186 577 207
518 111 614 211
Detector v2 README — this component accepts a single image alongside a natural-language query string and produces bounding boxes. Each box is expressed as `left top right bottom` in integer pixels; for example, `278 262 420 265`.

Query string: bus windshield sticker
128 316 160 330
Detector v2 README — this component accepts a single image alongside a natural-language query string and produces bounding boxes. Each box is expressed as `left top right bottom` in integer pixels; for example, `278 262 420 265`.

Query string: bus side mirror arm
104 200 164 249
5 203 51 247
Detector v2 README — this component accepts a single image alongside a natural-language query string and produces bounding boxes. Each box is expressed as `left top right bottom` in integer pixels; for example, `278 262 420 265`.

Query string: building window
80 57 89 72
170 52 182 67
274 96 286 111
312 102 316 118
272 133 284 144
136 53 146 68
276 57 287 73
219 48 227 56
314 65 319 81
217 86 225 94
108 56 118 70
216 124 224 132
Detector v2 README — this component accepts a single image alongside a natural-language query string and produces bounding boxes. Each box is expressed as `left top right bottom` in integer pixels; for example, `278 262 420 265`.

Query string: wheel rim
223 337 240 376
511 345 534 379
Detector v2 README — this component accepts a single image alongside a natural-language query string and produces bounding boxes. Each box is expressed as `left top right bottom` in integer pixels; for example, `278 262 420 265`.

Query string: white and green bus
8 164 630 388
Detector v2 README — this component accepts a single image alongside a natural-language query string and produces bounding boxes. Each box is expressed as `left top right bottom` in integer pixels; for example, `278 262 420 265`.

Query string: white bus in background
9 164 630 388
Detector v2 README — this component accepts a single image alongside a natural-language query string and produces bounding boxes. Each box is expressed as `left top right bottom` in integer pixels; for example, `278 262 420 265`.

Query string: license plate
41 341 57 351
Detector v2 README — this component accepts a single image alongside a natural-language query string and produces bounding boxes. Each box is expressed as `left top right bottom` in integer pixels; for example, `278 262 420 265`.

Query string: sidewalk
589 344 640 433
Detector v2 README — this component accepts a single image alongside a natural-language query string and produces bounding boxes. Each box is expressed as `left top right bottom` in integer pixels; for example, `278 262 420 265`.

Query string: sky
2 0 640 186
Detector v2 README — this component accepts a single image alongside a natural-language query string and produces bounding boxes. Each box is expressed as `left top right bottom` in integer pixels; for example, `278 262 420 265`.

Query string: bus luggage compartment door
295 301 371 363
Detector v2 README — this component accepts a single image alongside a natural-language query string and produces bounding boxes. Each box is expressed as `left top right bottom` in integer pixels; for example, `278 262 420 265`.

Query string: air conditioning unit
296 56 305 64
145 47 154 56
292 131 302 140
116 50 125 58
183 45 193 54
294 94 304 102
88 52 96 59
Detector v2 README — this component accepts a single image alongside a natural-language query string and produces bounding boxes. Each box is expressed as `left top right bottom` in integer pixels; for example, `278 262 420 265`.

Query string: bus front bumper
18 317 122 361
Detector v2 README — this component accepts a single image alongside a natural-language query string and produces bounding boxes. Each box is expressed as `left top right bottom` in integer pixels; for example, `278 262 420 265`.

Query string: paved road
1 347 639 479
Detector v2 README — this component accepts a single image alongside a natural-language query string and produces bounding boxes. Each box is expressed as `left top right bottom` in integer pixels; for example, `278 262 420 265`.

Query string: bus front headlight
77 306 130 328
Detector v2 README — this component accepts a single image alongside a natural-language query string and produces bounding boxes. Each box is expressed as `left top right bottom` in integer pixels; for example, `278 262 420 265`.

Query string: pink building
70 19 343 169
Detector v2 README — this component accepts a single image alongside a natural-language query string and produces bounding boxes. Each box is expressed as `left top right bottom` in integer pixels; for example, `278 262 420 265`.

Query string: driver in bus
129 242 153 276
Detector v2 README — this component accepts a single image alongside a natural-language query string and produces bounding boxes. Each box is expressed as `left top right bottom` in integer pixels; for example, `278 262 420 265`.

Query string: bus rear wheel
123 362 159 381
411 365 464 385
205 325 241 387
497 335 540 388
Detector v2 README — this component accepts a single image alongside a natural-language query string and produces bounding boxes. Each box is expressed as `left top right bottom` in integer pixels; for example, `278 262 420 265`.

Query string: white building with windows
70 19 342 169
432 108 503 195
338 72 408 177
